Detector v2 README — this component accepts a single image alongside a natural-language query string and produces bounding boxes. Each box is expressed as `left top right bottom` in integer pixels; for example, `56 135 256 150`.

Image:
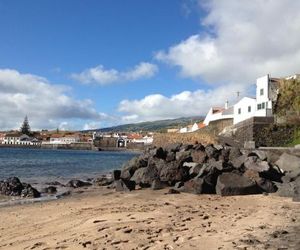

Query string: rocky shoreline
1 142 299 203
110 142 300 201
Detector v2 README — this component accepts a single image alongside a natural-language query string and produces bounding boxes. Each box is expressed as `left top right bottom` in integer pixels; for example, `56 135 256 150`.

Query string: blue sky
0 0 299 130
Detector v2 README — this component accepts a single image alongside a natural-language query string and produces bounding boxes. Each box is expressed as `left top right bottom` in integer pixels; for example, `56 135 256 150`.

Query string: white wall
255 74 272 117
204 107 234 126
233 97 257 124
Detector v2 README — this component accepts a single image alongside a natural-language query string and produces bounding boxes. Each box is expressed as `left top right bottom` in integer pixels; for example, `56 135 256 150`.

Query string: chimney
225 100 229 109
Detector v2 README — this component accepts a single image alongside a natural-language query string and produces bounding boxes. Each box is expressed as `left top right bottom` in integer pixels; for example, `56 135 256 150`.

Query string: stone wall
218 116 299 147
153 129 216 148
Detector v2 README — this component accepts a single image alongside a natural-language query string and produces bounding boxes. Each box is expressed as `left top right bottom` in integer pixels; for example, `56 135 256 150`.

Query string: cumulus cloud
118 83 247 122
71 62 158 85
0 69 112 130
156 0 300 84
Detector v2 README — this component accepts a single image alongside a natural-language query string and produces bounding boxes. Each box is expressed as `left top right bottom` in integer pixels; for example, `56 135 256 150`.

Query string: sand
0 186 299 250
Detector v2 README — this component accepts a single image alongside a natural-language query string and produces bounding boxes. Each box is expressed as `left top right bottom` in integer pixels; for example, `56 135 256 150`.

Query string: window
248 106 251 112
260 88 264 96
262 102 265 109
257 104 262 110
238 108 241 114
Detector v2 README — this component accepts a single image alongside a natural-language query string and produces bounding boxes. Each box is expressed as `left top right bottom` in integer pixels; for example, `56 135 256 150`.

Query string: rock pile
115 143 300 200
0 177 40 198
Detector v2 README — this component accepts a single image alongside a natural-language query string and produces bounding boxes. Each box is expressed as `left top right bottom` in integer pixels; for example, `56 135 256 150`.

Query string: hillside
89 116 204 133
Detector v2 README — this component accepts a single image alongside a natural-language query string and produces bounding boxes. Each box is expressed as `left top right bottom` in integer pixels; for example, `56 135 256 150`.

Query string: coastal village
0 73 299 150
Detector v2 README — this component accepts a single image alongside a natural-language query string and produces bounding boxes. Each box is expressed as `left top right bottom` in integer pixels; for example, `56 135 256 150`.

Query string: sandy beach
0 186 299 250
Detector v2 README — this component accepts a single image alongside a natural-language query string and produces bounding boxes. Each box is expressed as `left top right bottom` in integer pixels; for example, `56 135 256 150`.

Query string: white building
203 102 234 126
2 133 40 145
49 134 80 144
204 74 298 126
233 74 279 124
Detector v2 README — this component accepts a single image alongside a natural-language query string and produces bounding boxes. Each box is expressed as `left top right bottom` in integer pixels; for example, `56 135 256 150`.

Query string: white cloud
118 83 247 122
156 0 300 85
71 62 158 85
0 69 112 130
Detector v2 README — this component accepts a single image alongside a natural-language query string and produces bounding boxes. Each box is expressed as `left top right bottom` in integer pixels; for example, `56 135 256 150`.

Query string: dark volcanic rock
21 183 41 198
165 151 176 162
205 144 220 160
184 178 205 194
149 147 166 159
159 161 189 184
131 164 159 187
276 153 300 182
165 143 182 153
216 172 260 196
229 147 242 161
112 170 121 181
121 156 148 180
175 150 192 163
66 179 92 188
191 150 207 164
115 179 135 192
0 177 40 198
151 179 167 190
231 155 247 169
0 177 23 196
93 176 113 186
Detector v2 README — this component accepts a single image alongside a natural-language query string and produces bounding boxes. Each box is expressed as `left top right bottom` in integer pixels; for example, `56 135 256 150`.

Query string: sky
0 0 300 131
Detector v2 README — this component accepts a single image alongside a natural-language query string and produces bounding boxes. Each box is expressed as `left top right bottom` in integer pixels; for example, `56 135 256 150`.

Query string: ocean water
0 147 138 184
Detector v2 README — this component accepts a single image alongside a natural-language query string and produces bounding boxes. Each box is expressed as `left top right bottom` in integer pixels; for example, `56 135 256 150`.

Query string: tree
20 116 31 135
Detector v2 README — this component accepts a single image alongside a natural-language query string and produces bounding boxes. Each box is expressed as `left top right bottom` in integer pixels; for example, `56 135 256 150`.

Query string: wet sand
0 186 299 250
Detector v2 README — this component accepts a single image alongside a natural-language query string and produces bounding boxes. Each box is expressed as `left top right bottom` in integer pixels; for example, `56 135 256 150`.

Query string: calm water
0 147 137 184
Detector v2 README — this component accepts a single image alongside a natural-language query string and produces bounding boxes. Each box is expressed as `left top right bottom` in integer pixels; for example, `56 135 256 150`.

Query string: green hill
88 116 204 133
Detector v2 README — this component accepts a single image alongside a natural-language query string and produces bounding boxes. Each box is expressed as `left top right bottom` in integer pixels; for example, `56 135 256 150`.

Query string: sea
0 147 138 205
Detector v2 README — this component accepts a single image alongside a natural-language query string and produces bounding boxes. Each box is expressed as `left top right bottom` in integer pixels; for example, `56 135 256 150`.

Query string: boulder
275 153 300 181
159 161 189 184
165 143 182 153
231 155 247 169
0 177 23 196
184 178 205 194
216 173 260 196
193 143 205 151
149 158 166 173
93 176 113 186
121 156 148 180
256 178 278 193
187 163 202 177
20 183 41 198
151 179 167 190
115 179 135 192
165 151 176 162
0 177 40 198
191 150 207 164
175 150 192 163
244 156 270 172
131 164 159 187
149 147 166 160
205 145 220 160
174 181 184 189
179 144 194 152
112 170 121 181
219 148 230 162
229 147 242 161
66 179 92 188
249 150 268 161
